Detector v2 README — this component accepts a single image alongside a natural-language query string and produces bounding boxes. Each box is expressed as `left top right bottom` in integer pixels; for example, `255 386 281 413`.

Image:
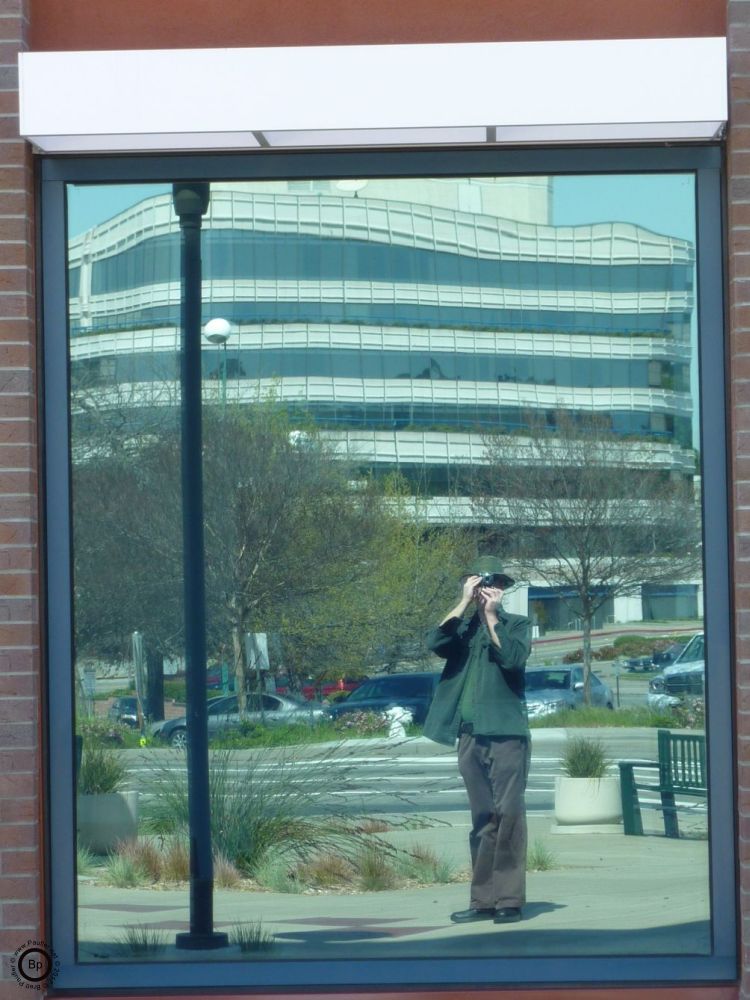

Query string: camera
479 572 496 587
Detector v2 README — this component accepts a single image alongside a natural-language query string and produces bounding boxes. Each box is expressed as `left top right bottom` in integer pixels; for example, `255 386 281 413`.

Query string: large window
42 148 734 991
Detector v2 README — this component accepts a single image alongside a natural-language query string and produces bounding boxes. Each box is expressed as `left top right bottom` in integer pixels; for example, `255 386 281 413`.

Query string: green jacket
422 609 531 746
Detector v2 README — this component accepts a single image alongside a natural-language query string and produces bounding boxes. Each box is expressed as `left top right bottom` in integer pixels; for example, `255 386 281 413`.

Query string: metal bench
618 728 707 838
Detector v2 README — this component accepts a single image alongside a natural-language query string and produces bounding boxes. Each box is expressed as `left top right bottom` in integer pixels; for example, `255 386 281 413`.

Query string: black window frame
40 145 735 992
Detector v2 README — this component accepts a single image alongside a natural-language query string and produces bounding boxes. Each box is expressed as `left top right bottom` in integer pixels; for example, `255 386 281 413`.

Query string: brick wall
0 0 41 991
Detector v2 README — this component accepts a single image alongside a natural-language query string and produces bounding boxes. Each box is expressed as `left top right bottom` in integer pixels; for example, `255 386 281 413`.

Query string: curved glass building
67 176 699 624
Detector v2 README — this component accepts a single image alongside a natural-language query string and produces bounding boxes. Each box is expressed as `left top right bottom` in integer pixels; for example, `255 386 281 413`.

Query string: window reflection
67 173 708 967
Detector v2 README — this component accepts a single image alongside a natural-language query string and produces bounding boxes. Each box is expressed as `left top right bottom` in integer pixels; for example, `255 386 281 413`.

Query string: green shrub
76 716 131 747
93 686 135 702
119 924 168 955
76 843 98 876
669 697 705 730
562 646 618 663
160 837 190 882
114 838 162 881
77 744 127 794
611 634 685 658
104 853 151 888
210 721 334 749
562 648 584 663
612 634 649 650
163 680 187 703
140 746 362 875
395 843 456 884
529 706 676 729
230 921 275 952
595 645 617 660
561 736 609 778
356 846 398 891
252 854 302 893
527 838 558 872
213 851 243 888
295 852 355 888
331 711 387 737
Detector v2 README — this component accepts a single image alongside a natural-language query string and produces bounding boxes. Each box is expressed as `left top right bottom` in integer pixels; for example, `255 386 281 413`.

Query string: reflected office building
68 178 699 628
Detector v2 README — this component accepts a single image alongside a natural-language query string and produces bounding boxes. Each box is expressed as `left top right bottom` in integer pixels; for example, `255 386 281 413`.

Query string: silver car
524 665 615 720
152 693 326 748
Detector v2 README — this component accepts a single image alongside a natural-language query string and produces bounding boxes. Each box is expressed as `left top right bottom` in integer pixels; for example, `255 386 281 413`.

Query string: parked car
648 632 704 710
274 676 366 701
325 671 442 726
150 692 326 748
652 642 687 667
524 665 614 720
107 695 139 728
626 655 656 672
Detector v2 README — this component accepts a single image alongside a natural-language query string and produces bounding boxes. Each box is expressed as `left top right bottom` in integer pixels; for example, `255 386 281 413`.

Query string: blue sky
553 174 695 242
67 174 696 241
67 184 170 237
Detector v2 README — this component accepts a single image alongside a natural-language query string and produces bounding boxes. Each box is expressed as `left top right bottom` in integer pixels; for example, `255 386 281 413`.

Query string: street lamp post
204 317 231 414
171 182 228 951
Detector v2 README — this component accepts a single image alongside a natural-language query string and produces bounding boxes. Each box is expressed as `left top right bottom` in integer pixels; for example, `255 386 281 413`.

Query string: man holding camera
423 556 531 925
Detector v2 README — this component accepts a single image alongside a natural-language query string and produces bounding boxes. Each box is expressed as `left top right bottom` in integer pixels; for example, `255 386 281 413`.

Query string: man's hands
477 585 504 649
476 584 504 617
462 576 505 616
462 574 482 602
438 576 505 630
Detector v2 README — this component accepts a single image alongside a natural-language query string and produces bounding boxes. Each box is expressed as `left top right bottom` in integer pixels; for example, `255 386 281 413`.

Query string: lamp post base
175 931 230 950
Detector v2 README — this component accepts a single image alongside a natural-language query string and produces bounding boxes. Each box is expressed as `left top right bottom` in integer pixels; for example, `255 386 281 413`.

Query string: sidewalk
76 811 710 962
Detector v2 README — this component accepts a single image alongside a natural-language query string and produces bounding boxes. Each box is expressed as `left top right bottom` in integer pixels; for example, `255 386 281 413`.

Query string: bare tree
200 404 391 711
474 412 702 703
73 389 473 714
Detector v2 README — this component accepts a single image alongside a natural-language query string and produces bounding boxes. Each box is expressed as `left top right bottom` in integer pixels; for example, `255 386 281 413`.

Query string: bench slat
620 729 706 837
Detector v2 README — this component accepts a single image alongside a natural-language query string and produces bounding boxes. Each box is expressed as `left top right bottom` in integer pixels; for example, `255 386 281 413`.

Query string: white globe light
204 317 231 345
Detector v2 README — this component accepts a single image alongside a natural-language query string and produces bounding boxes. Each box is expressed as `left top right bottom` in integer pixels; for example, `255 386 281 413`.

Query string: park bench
618 728 707 838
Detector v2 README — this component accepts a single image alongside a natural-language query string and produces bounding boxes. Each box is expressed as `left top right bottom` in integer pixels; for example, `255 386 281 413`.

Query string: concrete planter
552 775 622 833
77 790 139 854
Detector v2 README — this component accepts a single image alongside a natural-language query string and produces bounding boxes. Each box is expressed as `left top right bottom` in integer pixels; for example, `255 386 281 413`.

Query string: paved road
122 729 705 823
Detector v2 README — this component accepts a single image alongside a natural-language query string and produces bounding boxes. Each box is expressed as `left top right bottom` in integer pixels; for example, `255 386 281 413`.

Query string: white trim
19 37 727 153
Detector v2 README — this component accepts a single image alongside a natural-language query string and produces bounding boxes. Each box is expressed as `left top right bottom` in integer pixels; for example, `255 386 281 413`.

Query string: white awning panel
19 37 727 153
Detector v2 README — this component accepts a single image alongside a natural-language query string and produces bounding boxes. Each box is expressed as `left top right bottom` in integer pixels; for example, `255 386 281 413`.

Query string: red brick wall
0 0 42 992
730 3 750 997
28 0 725 50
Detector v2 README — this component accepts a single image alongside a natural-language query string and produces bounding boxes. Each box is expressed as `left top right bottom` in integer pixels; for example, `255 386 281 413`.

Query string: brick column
0 0 42 986
729 2 750 996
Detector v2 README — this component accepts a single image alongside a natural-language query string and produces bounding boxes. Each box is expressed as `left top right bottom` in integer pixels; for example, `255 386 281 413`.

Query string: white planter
553 775 622 833
77 790 139 854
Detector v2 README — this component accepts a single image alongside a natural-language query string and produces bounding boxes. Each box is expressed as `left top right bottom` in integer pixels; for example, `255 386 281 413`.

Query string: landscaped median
77 741 465 915
77 699 705 753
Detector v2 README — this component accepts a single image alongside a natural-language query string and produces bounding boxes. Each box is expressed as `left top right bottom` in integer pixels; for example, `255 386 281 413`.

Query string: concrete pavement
76 782 710 962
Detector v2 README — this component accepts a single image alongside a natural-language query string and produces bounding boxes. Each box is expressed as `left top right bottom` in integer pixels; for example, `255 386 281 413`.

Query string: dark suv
325 671 441 725
648 632 704 709
107 695 139 728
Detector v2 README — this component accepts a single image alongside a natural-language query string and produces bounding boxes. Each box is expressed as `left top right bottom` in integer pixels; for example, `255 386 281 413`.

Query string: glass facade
40 154 733 991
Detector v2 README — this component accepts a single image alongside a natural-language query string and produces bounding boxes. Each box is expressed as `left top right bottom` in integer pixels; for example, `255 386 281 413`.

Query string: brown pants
457 731 530 910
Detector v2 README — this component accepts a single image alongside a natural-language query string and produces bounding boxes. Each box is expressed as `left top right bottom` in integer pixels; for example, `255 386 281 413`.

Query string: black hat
464 556 515 588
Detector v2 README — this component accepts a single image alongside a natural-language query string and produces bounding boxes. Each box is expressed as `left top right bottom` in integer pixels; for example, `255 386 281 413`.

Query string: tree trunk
232 625 246 716
145 646 165 722
582 615 593 706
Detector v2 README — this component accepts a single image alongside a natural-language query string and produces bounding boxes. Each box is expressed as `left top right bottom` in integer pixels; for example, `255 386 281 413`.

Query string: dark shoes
450 907 495 923
450 906 522 924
